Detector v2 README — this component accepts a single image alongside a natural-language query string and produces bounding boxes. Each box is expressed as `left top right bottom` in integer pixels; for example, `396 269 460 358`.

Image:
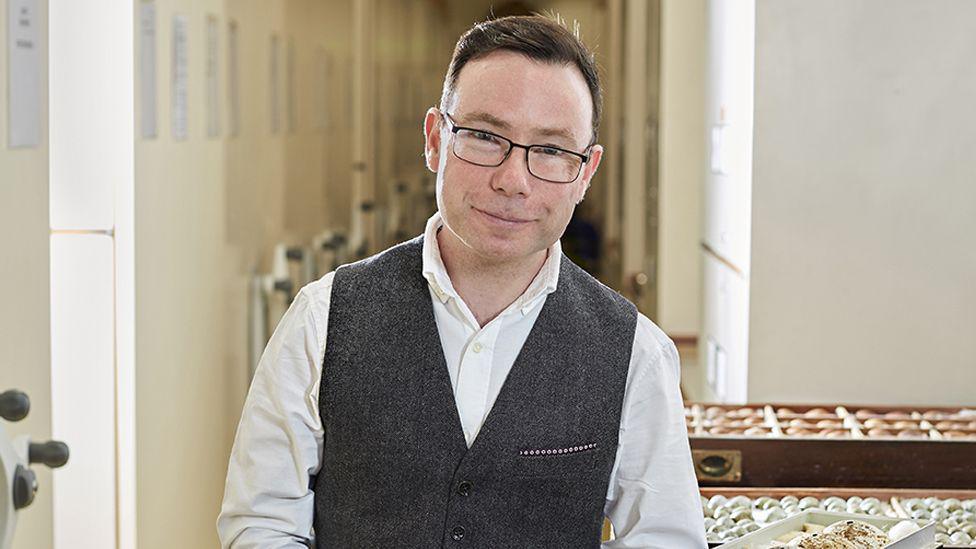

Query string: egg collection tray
712 509 937 548
699 489 976 547
685 403 976 441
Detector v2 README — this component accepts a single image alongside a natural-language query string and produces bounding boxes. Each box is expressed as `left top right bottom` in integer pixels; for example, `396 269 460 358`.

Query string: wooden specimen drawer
687 403 976 489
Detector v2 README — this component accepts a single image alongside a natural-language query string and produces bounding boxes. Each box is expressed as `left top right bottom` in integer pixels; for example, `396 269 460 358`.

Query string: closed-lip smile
473 207 532 224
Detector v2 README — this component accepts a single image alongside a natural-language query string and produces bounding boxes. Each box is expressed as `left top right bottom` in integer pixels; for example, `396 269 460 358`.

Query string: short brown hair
439 15 603 143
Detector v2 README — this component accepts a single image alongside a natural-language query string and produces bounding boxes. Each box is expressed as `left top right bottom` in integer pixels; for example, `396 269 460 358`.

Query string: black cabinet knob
0 389 30 422
29 440 70 468
273 279 293 294
12 465 37 510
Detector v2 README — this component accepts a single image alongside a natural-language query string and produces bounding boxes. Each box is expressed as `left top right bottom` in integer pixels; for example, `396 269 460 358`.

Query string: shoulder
310 237 427 313
303 269 336 299
557 254 637 325
295 271 337 349
631 311 681 384
336 237 423 277
330 237 424 293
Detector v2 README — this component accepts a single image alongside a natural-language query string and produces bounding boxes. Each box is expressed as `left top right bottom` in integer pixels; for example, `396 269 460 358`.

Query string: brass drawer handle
692 449 742 483
700 454 732 476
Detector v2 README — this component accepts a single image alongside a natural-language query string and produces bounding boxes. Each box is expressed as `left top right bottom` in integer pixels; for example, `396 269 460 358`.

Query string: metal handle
285 247 304 261
273 279 294 295
692 449 742 483
699 454 732 477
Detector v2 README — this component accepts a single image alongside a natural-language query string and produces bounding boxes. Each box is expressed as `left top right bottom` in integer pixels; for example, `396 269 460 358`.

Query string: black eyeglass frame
441 112 591 184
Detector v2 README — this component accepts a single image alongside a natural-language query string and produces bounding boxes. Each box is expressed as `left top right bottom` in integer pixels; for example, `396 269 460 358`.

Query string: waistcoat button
457 480 472 496
451 526 466 540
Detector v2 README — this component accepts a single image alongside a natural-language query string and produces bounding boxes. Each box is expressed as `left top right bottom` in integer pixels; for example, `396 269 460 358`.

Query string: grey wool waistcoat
313 236 638 548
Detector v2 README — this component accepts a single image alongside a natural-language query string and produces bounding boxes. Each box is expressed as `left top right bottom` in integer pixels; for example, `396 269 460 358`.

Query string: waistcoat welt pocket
518 442 598 457
512 442 602 478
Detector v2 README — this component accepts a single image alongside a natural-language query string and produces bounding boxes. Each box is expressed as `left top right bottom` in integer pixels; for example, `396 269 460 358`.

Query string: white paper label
7 0 41 148
270 35 280 133
344 57 354 129
314 48 329 132
286 37 295 133
172 15 188 140
714 345 728 400
206 15 220 138
139 1 157 139
228 21 239 136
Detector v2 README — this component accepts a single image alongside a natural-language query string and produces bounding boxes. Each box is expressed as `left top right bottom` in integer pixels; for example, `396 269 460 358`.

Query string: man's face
423 50 603 265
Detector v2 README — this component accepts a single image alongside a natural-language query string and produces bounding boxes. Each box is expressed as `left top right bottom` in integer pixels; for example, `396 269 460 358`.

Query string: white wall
134 1 232 546
747 0 976 405
659 0 705 336
133 2 437 547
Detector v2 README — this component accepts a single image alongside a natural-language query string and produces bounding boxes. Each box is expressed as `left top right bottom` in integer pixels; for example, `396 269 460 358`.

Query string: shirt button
451 526 465 540
457 480 472 497
472 342 483 353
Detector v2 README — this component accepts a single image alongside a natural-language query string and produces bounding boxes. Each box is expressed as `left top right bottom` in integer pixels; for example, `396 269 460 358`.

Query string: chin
474 236 547 264
471 240 522 261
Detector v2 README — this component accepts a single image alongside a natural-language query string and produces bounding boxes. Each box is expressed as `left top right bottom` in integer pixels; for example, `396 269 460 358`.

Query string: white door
46 1 135 547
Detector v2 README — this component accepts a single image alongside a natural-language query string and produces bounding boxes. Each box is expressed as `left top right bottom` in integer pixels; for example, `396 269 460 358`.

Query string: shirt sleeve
602 313 707 549
216 273 334 548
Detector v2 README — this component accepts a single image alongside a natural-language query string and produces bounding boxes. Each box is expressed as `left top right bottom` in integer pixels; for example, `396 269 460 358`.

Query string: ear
575 144 603 202
423 108 443 173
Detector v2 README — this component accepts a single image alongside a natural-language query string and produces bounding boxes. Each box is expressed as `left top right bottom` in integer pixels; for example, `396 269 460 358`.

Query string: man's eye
472 131 497 143
537 146 565 156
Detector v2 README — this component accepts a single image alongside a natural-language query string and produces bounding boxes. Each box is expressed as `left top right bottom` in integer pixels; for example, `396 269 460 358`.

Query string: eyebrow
458 110 581 147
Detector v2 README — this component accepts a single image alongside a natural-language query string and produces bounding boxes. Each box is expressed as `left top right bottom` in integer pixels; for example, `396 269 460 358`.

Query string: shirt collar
421 212 561 315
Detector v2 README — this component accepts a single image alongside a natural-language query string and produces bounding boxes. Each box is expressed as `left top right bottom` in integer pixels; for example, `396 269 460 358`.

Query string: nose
490 146 532 197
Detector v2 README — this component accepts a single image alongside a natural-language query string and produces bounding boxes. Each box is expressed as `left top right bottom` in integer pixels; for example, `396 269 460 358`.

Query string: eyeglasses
441 112 590 184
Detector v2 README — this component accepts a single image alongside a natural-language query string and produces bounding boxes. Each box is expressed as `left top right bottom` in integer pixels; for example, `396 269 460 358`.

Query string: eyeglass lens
452 129 583 183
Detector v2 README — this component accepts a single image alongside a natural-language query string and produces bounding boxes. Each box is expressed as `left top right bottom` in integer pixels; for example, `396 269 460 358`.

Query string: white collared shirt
217 213 706 548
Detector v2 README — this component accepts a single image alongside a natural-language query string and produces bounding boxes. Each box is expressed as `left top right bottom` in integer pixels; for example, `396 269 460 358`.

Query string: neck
436 228 549 328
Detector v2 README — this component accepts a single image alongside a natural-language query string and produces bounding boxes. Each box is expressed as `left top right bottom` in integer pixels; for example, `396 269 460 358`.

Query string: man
218 15 705 548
